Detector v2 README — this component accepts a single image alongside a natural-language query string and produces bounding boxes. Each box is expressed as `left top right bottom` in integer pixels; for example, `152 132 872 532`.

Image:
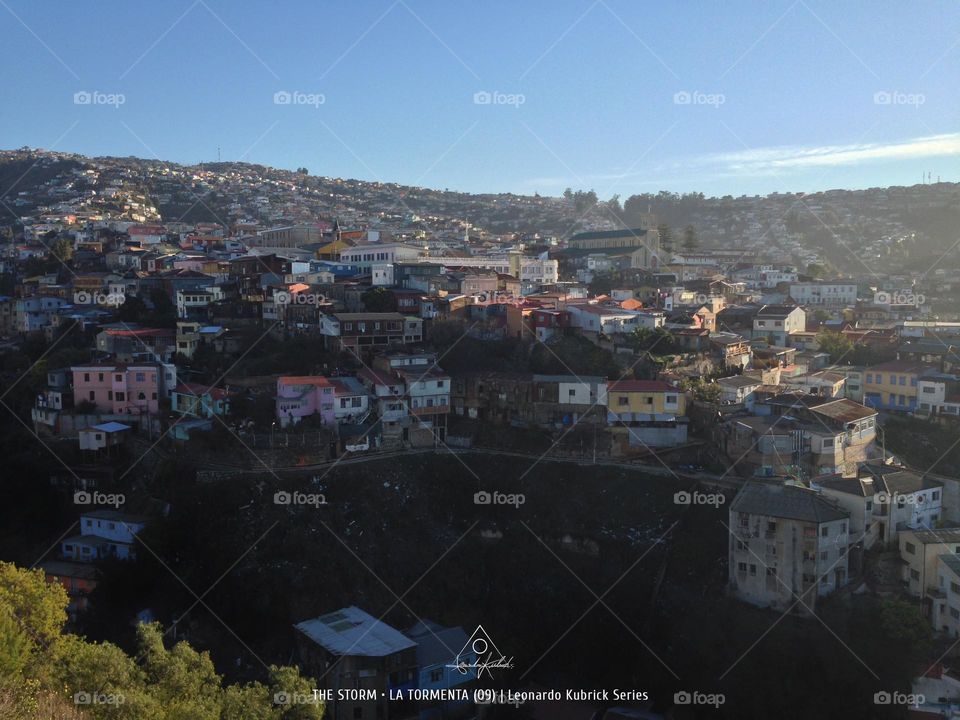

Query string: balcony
409 404 450 417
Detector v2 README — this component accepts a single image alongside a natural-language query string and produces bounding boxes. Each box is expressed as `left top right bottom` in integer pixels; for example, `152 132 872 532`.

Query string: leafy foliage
0 562 324 719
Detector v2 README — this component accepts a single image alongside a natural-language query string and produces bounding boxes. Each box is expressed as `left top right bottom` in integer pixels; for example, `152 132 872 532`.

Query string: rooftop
607 380 676 393
731 482 848 523
295 606 417 657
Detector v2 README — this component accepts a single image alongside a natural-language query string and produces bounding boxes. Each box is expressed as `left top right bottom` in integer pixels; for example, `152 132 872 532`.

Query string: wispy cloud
521 133 960 191
709 133 960 175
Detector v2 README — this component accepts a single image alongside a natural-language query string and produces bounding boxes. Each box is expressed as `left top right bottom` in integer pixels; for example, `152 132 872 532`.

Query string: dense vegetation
0 562 323 719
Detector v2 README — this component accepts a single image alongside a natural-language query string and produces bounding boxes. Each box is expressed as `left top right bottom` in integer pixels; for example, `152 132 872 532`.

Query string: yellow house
606 379 688 452
315 238 354 260
606 380 686 415
863 360 937 411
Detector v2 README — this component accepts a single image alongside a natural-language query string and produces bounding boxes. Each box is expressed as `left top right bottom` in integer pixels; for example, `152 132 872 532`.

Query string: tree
147 289 177 328
657 223 673 254
117 294 148 323
50 236 73 263
608 194 622 216
0 562 325 719
816 330 853 363
361 287 397 312
682 224 699 253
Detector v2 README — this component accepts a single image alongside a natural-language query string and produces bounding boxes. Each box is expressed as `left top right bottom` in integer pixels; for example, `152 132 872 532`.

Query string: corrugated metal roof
295 606 416 657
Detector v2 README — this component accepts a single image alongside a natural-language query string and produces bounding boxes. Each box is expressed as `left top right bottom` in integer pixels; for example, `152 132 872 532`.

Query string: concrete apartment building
729 483 850 612
933 554 960 638
899 528 960 601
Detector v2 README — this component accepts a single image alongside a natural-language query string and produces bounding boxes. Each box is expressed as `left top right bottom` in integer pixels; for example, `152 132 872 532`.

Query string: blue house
406 620 477 692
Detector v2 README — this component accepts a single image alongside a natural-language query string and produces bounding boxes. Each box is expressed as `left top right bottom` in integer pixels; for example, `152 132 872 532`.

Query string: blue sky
1 0 958 198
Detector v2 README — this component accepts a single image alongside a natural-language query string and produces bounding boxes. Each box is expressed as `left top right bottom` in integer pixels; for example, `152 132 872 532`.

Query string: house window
429 668 443 683
84 373 90 382
821 526 829 538
951 607 960 620
766 567 777 577
115 374 122 382
644 396 653 405
911 569 920 580
115 392 125 401
618 397 628 406
749 564 757 576
666 395 677 404
136 373 145 382
934 491 941 501
89 391 95 401
951 582 960 595
905 542 916 554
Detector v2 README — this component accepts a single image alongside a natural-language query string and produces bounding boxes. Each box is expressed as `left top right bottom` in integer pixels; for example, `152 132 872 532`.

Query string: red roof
278 376 331 387
607 380 676 393
127 224 166 235
104 328 175 337
174 382 232 400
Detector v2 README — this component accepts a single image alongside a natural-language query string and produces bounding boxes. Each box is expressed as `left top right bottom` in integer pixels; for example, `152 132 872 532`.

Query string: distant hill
1 147 958 272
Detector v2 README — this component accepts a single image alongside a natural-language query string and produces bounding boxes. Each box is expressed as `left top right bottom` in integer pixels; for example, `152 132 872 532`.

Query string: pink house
276 376 336 428
72 363 163 416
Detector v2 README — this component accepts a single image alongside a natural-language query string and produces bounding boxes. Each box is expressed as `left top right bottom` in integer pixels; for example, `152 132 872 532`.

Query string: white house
78 422 131 452
62 510 147 561
789 281 858 307
752 305 806 346
816 466 944 550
